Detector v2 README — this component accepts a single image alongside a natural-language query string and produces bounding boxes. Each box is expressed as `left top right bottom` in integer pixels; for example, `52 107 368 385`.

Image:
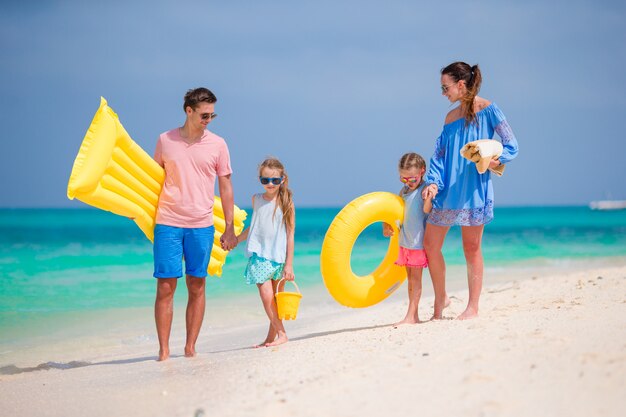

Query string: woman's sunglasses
259 176 284 185
400 176 421 184
440 83 455 93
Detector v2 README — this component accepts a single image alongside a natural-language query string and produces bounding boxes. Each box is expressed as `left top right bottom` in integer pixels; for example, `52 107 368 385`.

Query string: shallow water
1 206 625 350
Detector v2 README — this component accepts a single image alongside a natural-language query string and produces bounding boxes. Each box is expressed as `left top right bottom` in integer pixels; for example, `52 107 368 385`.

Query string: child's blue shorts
153 224 215 279
244 253 284 285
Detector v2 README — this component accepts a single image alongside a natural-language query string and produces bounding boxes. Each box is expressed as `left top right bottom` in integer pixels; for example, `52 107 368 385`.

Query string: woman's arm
424 134 446 194
495 119 519 164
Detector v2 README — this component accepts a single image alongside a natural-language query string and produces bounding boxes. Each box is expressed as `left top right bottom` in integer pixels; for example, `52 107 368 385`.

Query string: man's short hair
183 88 217 111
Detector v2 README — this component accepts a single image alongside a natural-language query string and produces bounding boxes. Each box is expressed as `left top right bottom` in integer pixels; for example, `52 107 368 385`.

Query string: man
152 87 238 361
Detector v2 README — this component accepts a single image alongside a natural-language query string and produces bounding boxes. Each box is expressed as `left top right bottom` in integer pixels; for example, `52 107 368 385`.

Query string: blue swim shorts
244 253 284 285
153 224 215 279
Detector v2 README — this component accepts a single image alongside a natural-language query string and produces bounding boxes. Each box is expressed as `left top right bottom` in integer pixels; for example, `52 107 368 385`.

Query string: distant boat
589 200 626 210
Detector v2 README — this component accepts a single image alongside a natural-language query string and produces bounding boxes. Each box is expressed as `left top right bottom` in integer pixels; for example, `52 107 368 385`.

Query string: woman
422 61 519 320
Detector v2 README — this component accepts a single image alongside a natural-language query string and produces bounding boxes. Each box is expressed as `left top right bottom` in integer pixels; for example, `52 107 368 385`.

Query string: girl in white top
237 158 295 347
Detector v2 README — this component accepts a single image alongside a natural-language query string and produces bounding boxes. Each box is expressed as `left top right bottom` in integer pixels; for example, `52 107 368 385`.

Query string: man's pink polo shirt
154 128 232 228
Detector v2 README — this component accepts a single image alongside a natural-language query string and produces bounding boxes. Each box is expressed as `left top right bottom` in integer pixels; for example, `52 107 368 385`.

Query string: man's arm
217 174 238 251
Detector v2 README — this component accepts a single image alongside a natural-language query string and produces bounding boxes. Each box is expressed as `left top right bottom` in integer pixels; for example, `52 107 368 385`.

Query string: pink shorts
395 247 428 268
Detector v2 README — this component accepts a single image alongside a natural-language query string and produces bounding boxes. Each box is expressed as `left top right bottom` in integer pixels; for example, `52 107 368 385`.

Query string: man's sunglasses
259 176 284 185
194 108 217 121
200 112 217 121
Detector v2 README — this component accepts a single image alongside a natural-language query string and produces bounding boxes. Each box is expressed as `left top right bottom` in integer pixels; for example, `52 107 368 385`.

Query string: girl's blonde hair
259 157 295 230
398 152 426 171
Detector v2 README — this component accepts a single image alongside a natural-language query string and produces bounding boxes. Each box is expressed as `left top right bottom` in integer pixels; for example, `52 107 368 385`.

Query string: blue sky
1 0 625 208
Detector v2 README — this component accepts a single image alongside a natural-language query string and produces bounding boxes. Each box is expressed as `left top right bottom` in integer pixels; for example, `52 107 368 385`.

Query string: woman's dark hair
183 88 217 111
441 62 482 124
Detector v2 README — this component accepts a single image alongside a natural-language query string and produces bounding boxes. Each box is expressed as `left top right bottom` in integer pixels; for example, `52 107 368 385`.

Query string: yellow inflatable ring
67 97 246 276
320 192 407 308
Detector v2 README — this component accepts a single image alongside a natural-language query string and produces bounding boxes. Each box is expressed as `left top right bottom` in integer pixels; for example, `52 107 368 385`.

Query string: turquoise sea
1 206 626 345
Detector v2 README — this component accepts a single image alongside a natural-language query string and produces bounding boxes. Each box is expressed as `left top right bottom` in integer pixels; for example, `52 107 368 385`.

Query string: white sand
1 263 625 417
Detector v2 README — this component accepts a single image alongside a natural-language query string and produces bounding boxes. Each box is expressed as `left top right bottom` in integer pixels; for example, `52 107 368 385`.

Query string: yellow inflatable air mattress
67 97 246 276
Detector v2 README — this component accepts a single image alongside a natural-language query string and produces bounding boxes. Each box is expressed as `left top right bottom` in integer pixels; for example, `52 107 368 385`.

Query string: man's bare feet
456 306 478 320
158 348 170 361
184 346 196 357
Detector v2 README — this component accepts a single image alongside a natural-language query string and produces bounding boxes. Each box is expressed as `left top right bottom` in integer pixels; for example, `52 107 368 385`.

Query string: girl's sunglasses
400 176 421 184
259 176 284 185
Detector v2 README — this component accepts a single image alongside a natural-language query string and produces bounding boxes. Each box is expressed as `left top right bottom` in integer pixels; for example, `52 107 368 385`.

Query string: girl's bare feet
254 327 277 348
393 313 420 327
393 319 420 327
254 336 276 348
266 334 288 347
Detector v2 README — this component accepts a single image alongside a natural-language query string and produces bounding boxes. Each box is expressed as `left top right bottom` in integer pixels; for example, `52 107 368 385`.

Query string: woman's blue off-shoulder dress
425 103 519 226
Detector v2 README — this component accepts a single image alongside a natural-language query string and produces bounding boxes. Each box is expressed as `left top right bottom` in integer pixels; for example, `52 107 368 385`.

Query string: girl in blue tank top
383 153 449 326
237 158 295 347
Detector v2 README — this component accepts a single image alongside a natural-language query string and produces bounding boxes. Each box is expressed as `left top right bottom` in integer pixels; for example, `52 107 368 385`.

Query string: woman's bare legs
423 224 451 319
458 225 485 320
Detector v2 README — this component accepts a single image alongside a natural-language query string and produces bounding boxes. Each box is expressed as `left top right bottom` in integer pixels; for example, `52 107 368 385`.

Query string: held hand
422 184 438 200
382 223 394 237
282 265 295 281
489 158 501 169
220 228 238 251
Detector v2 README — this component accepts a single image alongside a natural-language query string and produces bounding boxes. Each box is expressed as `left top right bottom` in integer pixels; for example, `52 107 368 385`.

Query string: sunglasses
400 176 421 184
259 176 284 185
440 83 455 93
194 108 217 121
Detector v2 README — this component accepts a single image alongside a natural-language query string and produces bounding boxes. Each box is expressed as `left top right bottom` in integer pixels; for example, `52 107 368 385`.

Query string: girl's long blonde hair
259 157 295 230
